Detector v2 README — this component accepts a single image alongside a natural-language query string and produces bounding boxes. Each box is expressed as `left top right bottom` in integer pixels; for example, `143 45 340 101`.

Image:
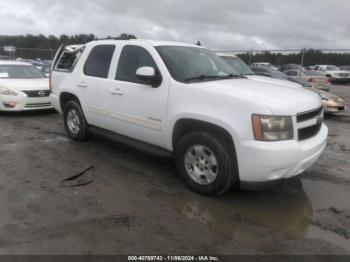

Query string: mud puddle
148 178 350 253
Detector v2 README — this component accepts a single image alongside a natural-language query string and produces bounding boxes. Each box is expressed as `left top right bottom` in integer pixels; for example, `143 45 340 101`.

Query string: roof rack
95 35 137 41
95 38 131 41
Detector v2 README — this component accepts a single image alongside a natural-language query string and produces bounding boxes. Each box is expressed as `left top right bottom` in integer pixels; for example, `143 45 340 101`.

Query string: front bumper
0 95 53 111
238 124 328 184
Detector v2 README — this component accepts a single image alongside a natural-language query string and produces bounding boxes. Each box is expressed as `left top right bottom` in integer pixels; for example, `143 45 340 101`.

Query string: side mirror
136 66 161 87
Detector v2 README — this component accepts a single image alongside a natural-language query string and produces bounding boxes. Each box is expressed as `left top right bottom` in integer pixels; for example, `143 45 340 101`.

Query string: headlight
0 87 18 96
252 115 294 141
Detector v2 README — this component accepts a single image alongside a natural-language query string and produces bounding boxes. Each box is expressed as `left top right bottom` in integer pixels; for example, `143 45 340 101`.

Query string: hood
0 78 49 91
247 75 303 89
190 78 322 115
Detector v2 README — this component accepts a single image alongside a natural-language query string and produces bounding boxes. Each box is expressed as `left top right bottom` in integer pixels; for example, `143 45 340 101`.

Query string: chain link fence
0 47 57 61
1 46 350 68
214 49 350 67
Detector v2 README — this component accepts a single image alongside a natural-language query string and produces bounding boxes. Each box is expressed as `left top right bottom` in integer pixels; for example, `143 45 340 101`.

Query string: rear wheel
175 131 238 196
63 101 90 141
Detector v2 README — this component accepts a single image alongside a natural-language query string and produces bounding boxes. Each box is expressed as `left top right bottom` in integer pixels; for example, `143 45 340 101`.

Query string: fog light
3 102 17 108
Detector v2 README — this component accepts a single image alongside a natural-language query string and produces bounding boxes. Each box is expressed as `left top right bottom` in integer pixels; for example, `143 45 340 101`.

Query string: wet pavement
0 85 349 255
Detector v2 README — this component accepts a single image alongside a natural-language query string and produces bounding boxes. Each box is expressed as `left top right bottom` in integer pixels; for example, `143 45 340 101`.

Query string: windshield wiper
217 73 242 79
184 73 240 82
184 75 219 82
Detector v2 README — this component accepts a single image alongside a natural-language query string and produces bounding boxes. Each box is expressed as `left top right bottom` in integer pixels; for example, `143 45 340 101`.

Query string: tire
175 131 238 197
63 100 90 141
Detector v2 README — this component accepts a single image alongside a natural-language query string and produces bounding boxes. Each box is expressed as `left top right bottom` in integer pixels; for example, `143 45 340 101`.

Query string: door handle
78 82 87 88
111 89 124 96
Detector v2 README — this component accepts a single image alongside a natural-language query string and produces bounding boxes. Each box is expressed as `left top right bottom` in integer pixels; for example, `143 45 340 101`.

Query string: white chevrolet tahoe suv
50 39 328 196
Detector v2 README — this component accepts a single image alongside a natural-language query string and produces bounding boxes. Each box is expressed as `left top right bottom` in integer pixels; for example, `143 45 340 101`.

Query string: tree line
237 49 350 67
0 33 137 60
0 34 349 66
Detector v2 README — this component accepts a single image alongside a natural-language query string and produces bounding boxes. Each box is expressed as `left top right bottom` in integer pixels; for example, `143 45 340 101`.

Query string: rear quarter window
55 48 85 72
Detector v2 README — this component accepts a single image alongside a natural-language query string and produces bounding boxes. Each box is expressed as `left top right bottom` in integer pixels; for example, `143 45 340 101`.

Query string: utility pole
248 48 254 66
300 48 305 79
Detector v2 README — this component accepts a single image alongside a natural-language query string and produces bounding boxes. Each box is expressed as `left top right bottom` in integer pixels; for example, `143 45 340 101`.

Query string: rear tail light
326 78 331 84
308 78 315 83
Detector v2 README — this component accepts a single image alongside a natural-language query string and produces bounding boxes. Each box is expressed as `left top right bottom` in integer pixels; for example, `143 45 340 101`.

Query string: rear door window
84 45 116 78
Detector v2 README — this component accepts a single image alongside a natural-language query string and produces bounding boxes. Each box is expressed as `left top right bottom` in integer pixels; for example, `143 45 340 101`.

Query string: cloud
0 0 349 50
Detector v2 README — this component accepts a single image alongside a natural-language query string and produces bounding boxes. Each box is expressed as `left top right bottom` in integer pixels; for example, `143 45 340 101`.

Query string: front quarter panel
166 80 272 151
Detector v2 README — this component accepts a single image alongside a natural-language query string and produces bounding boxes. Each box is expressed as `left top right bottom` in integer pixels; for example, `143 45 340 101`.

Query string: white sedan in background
0 61 53 112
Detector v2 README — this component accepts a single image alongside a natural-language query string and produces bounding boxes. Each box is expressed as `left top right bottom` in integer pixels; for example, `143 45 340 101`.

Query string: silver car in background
284 70 331 91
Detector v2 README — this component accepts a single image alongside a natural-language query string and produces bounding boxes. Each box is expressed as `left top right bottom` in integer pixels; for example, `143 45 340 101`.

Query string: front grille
297 106 323 141
298 123 322 141
22 90 51 98
296 106 323 123
25 103 52 108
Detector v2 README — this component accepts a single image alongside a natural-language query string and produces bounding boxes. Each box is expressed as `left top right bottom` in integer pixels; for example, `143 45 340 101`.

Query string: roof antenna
196 41 202 46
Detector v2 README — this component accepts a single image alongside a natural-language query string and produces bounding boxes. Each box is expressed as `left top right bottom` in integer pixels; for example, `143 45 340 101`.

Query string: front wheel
175 131 238 196
63 101 90 141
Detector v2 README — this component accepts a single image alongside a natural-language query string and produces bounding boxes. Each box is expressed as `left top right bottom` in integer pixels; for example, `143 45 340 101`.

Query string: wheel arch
60 92 81 111
172 118 237 155
172 117 241 191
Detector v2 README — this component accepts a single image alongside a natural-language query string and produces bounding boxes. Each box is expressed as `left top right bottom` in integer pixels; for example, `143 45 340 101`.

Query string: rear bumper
325 106 346 114
312 84 331 91
323 101 346 114
0 95 53 111
50 94 62 113
237 124 328 184
331 76 350 82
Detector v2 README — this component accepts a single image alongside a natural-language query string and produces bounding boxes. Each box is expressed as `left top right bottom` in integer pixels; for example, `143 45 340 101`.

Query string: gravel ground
0 85 349 255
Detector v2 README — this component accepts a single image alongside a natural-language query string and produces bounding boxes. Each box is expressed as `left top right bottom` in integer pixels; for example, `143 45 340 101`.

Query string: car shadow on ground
324 113 350 123
0 109 58 118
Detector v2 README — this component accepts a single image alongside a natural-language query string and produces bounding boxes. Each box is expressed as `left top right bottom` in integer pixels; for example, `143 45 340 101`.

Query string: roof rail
95 36 136 41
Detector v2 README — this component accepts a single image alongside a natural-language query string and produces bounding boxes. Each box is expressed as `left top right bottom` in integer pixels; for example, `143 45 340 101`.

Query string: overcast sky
0 0 349 51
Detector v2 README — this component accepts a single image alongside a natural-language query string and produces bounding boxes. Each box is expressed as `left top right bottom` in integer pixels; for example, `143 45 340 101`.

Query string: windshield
42 63 52 74
0 65 45 79
221 56 255 75
156 46 240 83
264 68 289 80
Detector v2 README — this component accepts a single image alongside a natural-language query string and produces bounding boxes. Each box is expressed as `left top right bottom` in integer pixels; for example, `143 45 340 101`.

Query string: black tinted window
285 71 298 76
84 45 115 78
252 67 267 73
116 45 157 83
